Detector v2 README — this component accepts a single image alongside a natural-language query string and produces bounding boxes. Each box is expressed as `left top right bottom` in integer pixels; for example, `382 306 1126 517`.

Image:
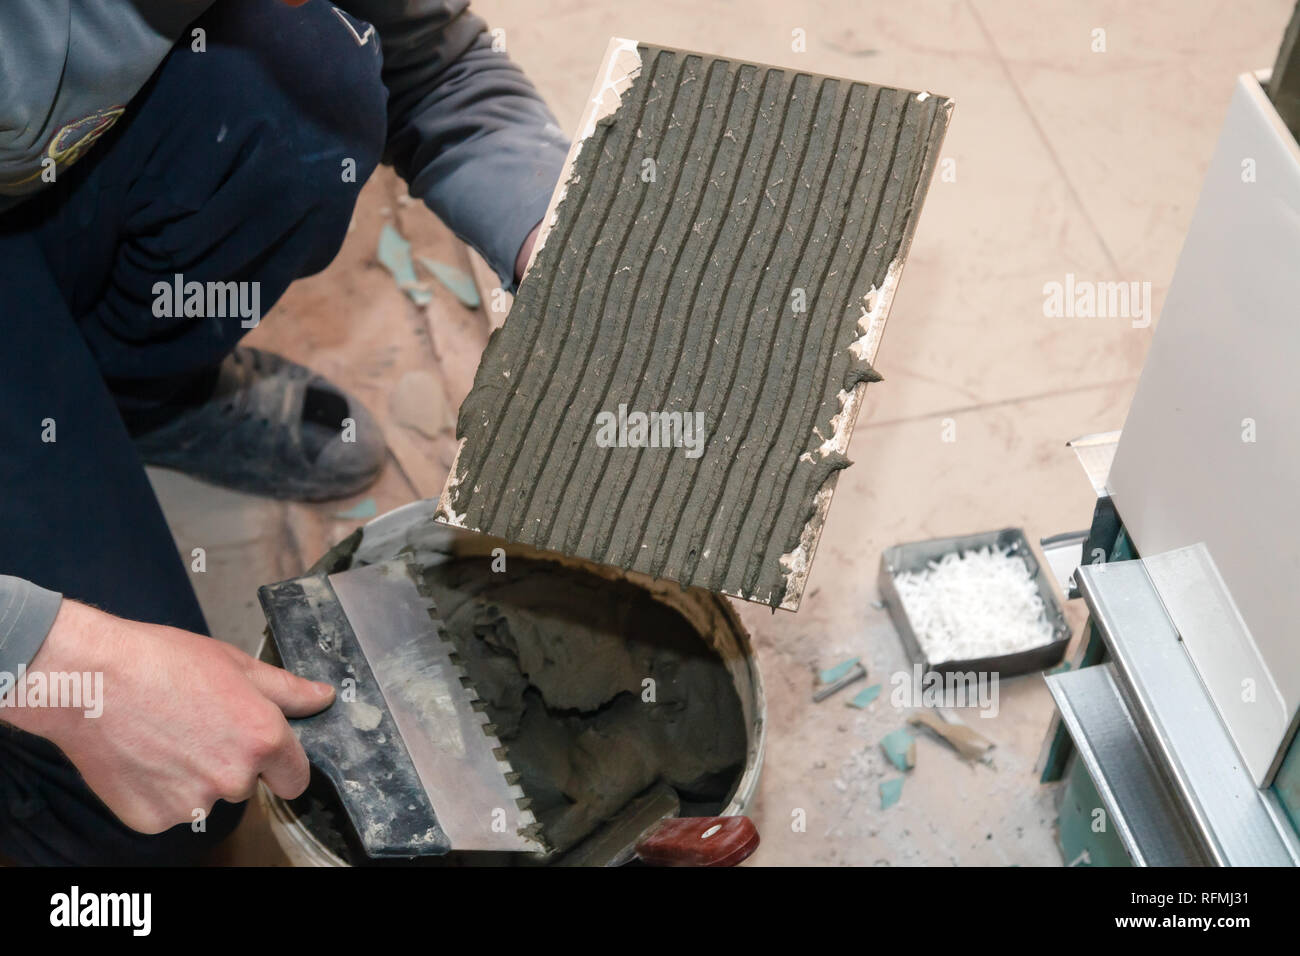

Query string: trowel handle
634 816 759 867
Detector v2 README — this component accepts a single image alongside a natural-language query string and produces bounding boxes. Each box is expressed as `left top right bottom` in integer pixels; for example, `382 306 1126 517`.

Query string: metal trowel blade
328 559 542 853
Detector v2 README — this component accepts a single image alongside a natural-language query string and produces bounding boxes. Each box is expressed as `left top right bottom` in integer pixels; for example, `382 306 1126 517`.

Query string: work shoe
133 347 387 501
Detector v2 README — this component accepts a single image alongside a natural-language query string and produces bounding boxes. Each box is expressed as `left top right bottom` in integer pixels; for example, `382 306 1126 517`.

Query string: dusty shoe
133 348 386 501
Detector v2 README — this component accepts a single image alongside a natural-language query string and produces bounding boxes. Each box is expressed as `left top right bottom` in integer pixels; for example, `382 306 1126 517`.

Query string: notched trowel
258 555 543 858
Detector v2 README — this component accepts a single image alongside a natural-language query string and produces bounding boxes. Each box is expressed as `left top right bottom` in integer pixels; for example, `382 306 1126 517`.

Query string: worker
0 0 568 864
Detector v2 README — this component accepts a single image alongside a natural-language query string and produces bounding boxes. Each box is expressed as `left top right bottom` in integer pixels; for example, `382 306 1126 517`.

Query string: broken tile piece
377 224 432 306
908 709 995 762
435 40 952 609
880 777 904 809
334 497 378 520
820 657 861 685
881 728 916 771
848 683 882 708
418 257 481 309
813 662 866 702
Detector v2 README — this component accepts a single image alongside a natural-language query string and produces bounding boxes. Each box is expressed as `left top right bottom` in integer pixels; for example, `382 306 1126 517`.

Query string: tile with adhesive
436 40 951 608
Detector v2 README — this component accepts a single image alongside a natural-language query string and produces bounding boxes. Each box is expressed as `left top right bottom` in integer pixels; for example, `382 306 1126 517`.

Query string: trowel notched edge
259 556 543 857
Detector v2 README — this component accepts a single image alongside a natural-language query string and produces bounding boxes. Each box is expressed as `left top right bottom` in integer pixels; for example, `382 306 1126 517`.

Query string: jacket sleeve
0 575 62 677
340 0 569 289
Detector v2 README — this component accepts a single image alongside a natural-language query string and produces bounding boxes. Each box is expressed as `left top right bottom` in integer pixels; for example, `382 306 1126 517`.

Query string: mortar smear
420 557 747 854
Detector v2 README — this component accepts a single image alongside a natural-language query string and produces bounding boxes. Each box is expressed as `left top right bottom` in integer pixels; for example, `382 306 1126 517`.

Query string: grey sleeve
340 0 569 289
0 575 62 674
0 0 211 209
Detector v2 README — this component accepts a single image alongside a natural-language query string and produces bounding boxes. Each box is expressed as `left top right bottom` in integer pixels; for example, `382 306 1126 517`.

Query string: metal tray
878 527 1071 678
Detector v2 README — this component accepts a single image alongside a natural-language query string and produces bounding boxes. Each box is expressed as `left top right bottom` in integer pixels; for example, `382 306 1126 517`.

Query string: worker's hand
515 221 542 285
3 600 334 835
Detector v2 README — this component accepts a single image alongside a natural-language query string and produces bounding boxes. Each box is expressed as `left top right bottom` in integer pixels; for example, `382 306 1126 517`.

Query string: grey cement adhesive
420 556 747 855
437 43 951 609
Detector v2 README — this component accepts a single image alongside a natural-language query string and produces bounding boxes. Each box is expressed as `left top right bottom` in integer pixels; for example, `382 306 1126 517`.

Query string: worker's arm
338 0 569 288
3 1 566 284
1 598 334 834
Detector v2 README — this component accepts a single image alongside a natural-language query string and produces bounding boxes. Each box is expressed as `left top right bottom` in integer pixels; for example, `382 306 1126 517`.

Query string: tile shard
880 728 917 771
436 40 952 609
848 683 883 709
377 224 431 306
418 257 480 309
819 657 862 685
813 660 867 702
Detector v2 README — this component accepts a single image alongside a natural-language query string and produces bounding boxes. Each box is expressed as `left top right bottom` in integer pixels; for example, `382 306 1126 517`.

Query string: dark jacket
0 0 569 673
0 0 569 286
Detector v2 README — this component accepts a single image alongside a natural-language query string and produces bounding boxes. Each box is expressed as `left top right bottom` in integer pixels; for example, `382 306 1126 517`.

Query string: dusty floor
163 0 1293 865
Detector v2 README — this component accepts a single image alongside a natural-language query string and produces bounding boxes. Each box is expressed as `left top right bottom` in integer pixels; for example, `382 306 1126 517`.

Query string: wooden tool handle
634 816 759 867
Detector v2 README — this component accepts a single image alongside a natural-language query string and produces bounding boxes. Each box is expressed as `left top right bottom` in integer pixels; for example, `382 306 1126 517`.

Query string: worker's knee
198 0 387 184
261 0 387 179
127 0 387 274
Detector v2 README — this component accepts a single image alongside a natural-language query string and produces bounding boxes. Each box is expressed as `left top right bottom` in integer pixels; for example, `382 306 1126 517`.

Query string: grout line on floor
858 375 1139 429
965 0 1124 275
385 448 421 499
276 503 307 579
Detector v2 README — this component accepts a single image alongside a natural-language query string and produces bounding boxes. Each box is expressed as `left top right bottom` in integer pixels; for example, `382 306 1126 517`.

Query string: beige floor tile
968 0 1291 282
